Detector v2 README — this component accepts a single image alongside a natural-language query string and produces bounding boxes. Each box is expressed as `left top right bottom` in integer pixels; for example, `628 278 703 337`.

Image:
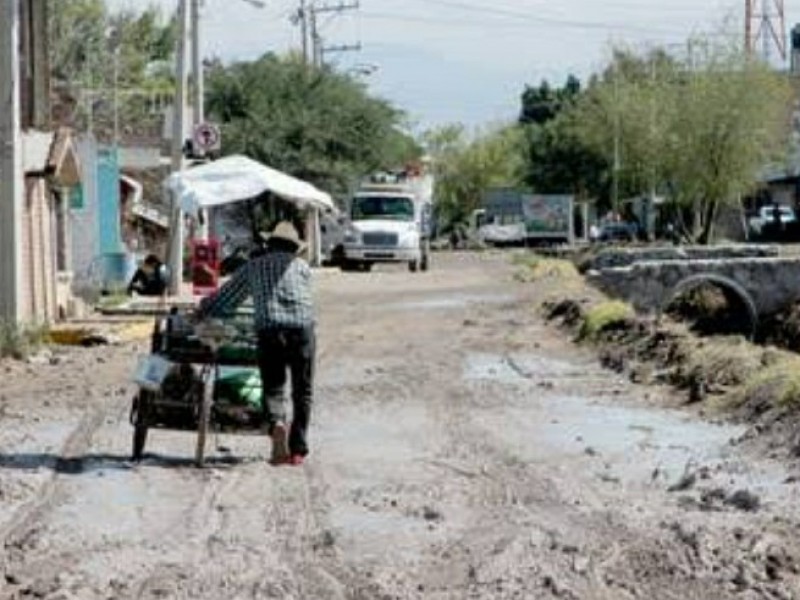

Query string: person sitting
127 254 168 297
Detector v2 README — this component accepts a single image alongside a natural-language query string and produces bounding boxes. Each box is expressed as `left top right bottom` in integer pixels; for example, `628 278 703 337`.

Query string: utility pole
191 0 204 126
297 0 309 64
310 6 321 67
308 1 360 67
612 61 621 214
167 0 190 295
0 0 25 321
190 0 210 240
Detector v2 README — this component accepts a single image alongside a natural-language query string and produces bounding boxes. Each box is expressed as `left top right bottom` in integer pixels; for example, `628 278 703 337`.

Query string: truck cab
342 172 432 272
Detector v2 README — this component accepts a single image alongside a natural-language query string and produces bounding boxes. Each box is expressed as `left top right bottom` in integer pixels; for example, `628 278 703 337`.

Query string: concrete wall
71 138 100 286
588 257 800 317
20 176 57 321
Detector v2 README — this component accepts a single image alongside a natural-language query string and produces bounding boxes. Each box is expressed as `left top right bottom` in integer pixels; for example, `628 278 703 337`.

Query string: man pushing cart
193 221 316 466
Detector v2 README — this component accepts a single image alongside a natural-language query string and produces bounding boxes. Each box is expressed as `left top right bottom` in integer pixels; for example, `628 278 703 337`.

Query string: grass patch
0 321 50 360
682 338 764 389
513 255 580 283
740 357 800 408
580 301 634 340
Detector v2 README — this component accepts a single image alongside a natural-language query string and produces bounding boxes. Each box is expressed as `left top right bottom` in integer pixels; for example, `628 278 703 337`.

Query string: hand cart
130 307 265 466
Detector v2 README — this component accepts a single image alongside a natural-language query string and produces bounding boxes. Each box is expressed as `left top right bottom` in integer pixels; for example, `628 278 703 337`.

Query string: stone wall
588 245 779 271
587 257 800 317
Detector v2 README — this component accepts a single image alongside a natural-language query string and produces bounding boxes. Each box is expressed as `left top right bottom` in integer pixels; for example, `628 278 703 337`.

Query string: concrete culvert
662 274 758 339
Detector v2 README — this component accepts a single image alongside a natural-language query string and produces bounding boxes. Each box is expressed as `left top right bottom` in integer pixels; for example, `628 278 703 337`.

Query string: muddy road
1 253 799 600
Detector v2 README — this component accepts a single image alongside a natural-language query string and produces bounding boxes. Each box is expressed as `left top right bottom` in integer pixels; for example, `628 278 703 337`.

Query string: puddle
390 293 514 311
464 353 587 382
464 352 795 502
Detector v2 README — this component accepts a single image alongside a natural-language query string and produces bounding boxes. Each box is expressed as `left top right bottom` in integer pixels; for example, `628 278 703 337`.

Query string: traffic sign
192 122 221 153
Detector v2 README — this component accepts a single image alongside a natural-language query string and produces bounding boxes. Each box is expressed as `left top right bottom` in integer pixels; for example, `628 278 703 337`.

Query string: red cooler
191 239 221 297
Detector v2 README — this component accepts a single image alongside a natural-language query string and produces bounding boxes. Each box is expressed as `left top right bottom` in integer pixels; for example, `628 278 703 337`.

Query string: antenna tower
746 0 787 64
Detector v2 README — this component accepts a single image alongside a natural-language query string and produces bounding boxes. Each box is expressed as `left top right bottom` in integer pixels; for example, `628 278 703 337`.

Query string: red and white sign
192 122 221 153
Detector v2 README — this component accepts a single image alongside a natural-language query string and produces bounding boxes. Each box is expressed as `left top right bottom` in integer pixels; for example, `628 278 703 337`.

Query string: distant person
194 221 316 467
772 204 781 225
127 254 168 297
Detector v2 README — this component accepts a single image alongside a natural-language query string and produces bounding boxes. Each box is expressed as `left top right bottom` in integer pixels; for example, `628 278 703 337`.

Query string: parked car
748 205 796 238
597 221 639 242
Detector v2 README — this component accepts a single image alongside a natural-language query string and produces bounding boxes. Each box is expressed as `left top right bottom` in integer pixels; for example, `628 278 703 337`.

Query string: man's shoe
269 422 290 465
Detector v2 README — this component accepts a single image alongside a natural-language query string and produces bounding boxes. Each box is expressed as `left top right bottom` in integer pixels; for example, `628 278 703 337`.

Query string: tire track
1 400 112 564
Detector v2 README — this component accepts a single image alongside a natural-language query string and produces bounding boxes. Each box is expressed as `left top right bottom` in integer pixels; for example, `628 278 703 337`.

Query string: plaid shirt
197 251 314 330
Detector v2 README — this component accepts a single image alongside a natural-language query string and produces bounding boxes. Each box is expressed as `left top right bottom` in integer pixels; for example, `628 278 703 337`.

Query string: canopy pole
166 191 185 296
305 207 322 267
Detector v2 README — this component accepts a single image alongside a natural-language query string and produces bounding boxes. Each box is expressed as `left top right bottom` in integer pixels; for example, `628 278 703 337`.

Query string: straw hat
261 221 305 252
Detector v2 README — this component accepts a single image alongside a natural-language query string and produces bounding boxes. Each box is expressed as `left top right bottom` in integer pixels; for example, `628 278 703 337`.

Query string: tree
205 54 420 198
49 1 175 88
571 39 791 242
424 124 526 231
518 76 607 199
662 43 790 242
48 1 177 140
48 0 107 86
519 75 581 126
571 49 678 210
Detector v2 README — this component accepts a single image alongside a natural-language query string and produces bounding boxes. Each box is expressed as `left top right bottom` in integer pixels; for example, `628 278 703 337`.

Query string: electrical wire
359 9 686 38
415 0 692 34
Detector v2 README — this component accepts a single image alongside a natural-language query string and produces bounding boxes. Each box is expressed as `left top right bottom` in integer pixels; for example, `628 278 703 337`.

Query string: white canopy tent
163 155 336 292
164 154 335 217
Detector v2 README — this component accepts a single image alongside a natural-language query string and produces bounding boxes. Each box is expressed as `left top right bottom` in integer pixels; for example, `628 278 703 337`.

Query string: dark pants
257 326 315 456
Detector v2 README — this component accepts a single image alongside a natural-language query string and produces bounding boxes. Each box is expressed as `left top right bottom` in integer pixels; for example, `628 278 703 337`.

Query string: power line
359 10 686 38
418 0 691 35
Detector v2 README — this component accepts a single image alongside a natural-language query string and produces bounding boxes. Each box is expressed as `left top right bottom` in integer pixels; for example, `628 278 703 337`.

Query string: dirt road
1 253 799 600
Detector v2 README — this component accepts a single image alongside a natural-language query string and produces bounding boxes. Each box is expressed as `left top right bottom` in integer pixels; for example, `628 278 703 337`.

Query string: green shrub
580 301 634 340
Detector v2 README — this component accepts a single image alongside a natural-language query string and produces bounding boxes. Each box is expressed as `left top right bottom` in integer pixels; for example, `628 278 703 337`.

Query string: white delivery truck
342 166 433 272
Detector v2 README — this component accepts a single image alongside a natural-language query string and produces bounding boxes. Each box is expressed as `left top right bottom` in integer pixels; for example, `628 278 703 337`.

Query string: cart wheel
195 379 212 467
131 391 151 462
133 423 148 462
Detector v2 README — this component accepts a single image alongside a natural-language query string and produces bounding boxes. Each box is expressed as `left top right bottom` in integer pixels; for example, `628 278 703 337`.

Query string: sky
106 0 800 131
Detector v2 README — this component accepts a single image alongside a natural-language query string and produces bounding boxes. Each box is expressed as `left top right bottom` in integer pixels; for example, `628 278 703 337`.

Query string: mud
0 253 798 599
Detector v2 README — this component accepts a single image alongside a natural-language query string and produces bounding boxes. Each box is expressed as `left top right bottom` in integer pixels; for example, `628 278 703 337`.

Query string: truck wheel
341 260 358 272
408 260 419 273
421 253 430 272
360 262 373 273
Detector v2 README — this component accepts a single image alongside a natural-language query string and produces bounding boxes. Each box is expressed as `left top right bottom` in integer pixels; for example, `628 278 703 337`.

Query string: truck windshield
352 196 414 222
